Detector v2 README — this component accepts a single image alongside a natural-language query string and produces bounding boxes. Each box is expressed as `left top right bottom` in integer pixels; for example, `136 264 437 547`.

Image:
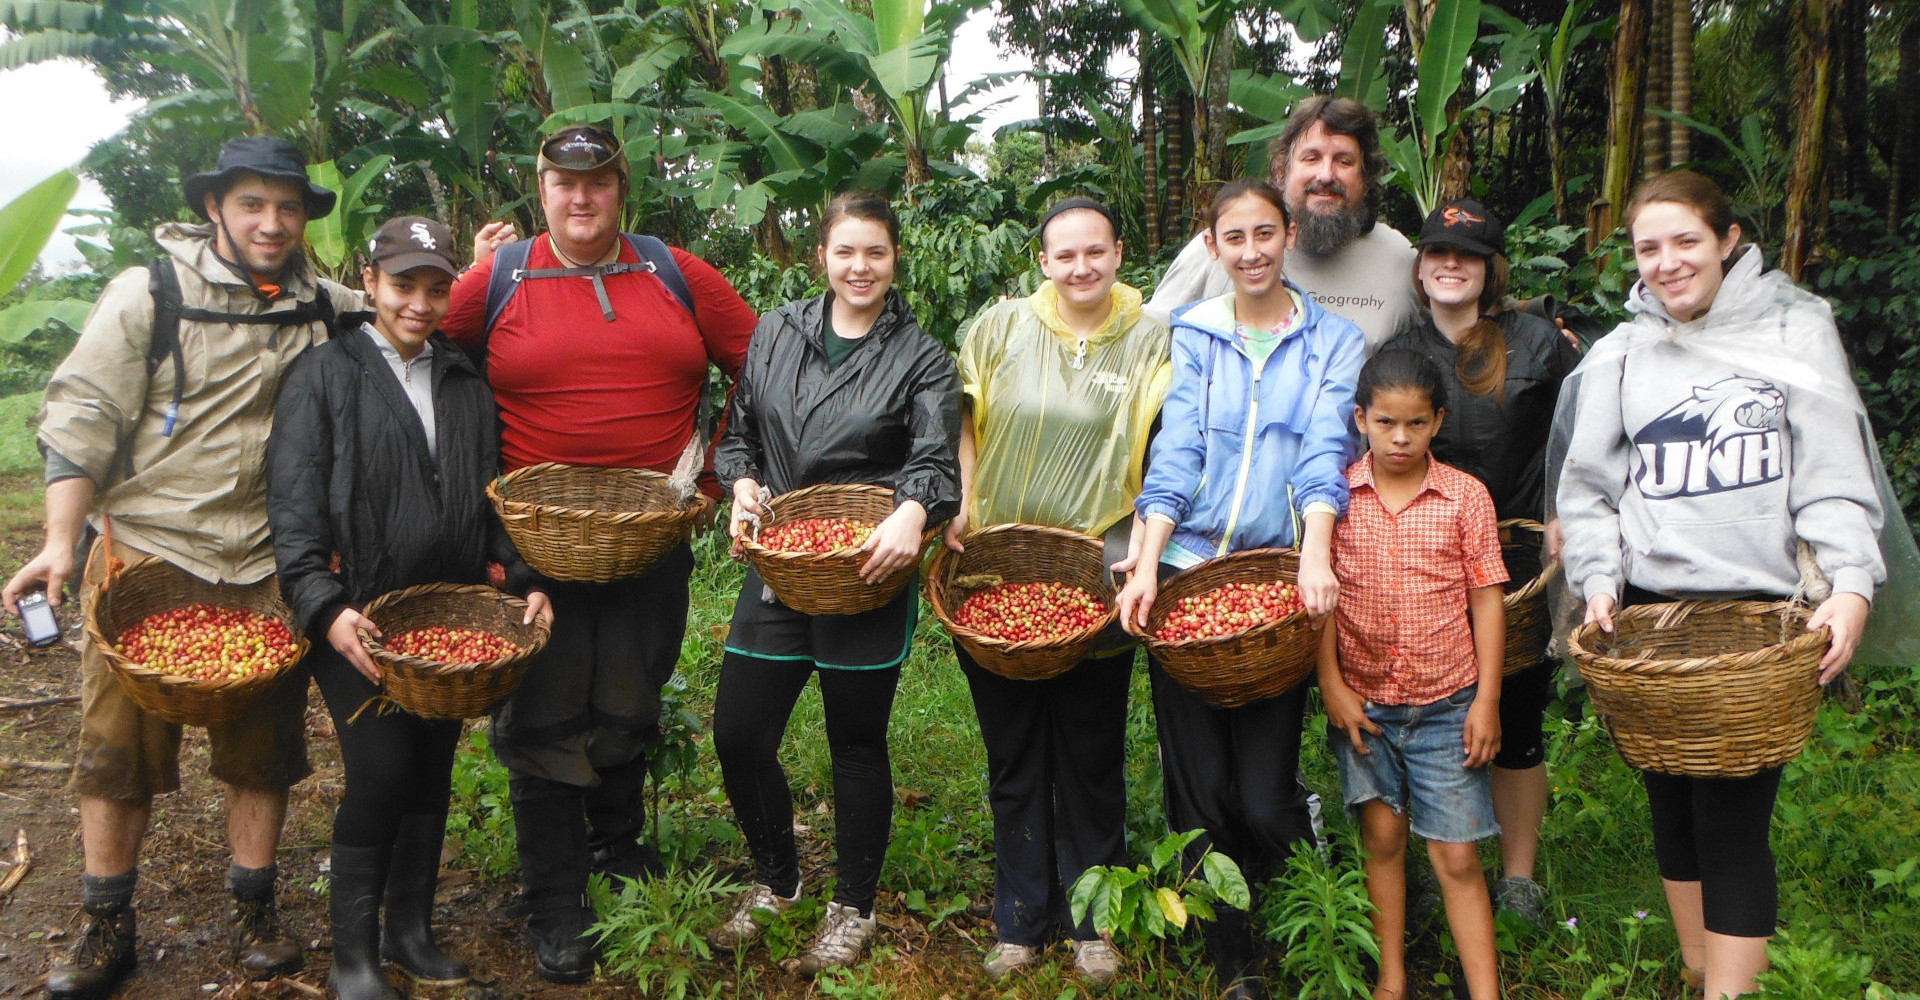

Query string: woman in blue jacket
1115 179 1364 998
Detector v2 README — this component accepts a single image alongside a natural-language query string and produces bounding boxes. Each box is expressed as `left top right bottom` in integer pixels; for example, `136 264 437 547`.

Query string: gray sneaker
706 884 798 953
791 901 878 976
983 941 1037 980
1494 875 1548 925
1072 936 1121 989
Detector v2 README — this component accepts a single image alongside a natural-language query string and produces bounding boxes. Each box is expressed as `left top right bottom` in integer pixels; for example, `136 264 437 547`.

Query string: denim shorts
1330 684 1499 844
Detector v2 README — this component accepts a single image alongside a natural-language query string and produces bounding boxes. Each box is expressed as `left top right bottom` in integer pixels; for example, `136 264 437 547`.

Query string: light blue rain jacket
1135 286 1365 560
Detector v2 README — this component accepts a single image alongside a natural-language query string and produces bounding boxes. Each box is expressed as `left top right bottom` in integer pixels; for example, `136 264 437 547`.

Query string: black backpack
145 256 335 436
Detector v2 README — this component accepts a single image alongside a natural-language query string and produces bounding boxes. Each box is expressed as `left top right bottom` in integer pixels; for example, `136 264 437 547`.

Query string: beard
1287 180 1375 257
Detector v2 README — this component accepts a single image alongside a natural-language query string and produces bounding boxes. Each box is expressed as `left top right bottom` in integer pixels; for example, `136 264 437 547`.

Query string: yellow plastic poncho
960 282 1173 536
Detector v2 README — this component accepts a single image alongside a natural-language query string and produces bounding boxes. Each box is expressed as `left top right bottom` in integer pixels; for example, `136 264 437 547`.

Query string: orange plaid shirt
1332 454 1508 704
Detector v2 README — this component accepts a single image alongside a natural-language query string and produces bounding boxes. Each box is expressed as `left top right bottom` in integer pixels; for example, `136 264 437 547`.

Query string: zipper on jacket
1216 355 1263 556
1071 337 1088 369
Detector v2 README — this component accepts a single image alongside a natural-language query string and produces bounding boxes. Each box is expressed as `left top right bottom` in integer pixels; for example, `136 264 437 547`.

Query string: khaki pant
68 539 311 803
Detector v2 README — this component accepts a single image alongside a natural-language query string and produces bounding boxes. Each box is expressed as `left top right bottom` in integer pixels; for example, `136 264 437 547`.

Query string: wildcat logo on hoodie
1633 376 1786 499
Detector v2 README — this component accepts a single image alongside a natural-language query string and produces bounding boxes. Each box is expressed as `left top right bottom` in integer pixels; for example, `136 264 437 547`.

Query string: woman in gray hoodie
1552 170 1901 999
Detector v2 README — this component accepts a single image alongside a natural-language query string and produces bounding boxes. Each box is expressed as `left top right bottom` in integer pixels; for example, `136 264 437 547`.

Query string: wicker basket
926 523 1118 681
85 556 308 727
1567 601 1828 777
1500 519 1562 676
1143 549 1318 709
736 484 928 616
360 584 552 720
489 463 711 583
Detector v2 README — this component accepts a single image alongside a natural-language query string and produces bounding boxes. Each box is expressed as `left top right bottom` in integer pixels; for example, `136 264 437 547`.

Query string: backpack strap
479 233 696 331
146 259 187 437
145 256 337 438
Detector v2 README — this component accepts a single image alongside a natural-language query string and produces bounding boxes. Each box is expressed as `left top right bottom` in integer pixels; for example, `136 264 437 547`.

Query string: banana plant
0 168 91 348
1485 0 1611 223
304 154 395 277
727 0 968 187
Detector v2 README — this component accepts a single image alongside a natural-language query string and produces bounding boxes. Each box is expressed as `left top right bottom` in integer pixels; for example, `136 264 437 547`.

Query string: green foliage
895 179 1034 349
1262 836 1378 999
0 169 79 296
1753 930 1877 1000
0 392 47 474
1812 204 1920 525
1068 829 1251 944
444 727 519 879
588 864 746 1000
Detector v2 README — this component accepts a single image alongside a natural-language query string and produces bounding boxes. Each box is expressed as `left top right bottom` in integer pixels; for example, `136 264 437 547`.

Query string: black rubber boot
45 901 136 1000
328 844 400 1000
585 754 661 881
511 772 597 984
380 814 470 986
1205 904 1269 1000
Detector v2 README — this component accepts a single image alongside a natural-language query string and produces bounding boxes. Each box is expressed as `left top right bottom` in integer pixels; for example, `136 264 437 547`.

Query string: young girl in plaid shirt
1317 349 1508 1000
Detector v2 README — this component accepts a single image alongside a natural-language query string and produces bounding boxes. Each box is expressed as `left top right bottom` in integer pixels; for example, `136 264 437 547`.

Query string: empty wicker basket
1567 600 1828 777
1143 549 1317 709
736 484 927 616
361 584 551 720
927 523 1118 681
489 463 711 583
1500 519 1562 676
85 556 308 726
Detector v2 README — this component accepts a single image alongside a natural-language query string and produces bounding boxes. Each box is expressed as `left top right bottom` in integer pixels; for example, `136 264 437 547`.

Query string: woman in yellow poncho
945 198 1171 987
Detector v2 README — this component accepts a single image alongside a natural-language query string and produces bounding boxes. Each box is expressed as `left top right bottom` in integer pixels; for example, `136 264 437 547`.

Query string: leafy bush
1812 203 1920 526
445 728 518 878
588 865 746 1000
1069 829 1252 943
1262 834 1379 1000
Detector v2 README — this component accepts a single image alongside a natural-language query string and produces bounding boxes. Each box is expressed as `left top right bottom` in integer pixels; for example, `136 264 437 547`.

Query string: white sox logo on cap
410 222 437 249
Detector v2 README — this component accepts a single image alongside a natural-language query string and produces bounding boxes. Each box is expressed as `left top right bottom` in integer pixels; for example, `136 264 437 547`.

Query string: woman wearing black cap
945 197 1171 987
267 217 553 1000
1381 198 1579 924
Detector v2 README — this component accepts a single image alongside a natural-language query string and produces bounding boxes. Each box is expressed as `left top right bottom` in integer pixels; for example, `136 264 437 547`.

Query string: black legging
311 646 463 847
1619 582 1783 938
711 652 900 915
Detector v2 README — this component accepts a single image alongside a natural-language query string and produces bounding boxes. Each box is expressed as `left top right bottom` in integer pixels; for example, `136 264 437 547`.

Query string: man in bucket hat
4 135 360 999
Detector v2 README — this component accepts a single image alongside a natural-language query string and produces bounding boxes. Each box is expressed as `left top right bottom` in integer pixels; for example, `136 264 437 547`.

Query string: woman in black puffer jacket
267 217 551 1000
1381 199 1580 928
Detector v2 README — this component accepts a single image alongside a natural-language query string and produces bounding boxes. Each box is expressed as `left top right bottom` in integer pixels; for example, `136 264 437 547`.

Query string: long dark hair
1410 249 1513 399
1356 349 1449 415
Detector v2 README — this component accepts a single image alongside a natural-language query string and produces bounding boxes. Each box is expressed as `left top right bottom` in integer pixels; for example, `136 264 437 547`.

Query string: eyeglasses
539 127 624 172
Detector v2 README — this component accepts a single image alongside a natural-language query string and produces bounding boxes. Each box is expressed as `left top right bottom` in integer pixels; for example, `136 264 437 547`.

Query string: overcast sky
0 9 1048 272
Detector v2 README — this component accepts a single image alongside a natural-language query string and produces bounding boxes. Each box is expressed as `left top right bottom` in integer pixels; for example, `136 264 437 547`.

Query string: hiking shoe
46 902 136 1000
1073 936 1121 989
790 901 877 977
706 883 799 953
1493 875 1548 926
983 941 1037 980
228 893 304 979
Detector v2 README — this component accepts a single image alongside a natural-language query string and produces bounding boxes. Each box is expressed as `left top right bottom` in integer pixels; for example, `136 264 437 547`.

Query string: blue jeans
1331 685 1499 843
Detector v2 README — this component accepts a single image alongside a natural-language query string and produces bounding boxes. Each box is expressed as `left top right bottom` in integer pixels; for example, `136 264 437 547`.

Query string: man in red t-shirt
443 125 755 983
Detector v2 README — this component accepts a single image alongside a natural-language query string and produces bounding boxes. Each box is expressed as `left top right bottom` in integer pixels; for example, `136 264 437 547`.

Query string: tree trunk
1437 83 1472 205
1203 21 1234 193
1783 0 1841 279
1592 0 1650 248
1141 35 1163 256
1893 13 1920 228
1670 0 1692 165
1167 91 1190 239
1836 0 1870 199
1642 0 1670 177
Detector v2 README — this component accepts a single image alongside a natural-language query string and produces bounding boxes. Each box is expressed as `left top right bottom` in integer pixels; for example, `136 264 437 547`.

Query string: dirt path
0 521 679 1000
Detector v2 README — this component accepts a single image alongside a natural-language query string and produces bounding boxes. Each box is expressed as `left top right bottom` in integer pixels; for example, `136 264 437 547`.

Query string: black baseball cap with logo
1414 198 1506 257
366 216 459 277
